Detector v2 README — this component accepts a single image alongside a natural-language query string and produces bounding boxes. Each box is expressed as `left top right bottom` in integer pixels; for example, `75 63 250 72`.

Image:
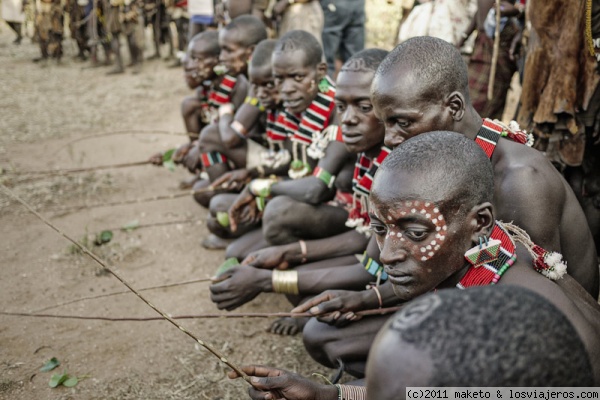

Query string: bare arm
270 141 354 205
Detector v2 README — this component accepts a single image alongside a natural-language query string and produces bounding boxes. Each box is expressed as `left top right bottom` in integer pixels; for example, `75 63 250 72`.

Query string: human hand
228 365 338 400
172 142 195 163
212 168 252 192
182 144 202 173
242 245 297 270
291 290 370 327
228 186 261 232
148 152 164 166
209 266 271 310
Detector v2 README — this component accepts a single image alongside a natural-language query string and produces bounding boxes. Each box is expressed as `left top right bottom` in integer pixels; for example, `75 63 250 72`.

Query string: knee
225 240 247 260
302 318 336 368
262 196 298 245
192 179 213 208
198 123 221 152
181 96 200 119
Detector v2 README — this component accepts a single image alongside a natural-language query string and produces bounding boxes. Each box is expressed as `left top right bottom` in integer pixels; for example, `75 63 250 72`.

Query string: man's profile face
369 169 470 301
335 69 385 154
371 69 452 149
186 40 219 85
249 63 279 110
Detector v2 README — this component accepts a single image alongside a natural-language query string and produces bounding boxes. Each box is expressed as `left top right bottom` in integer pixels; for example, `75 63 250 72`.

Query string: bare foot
201 233 233 250
269 317 308 336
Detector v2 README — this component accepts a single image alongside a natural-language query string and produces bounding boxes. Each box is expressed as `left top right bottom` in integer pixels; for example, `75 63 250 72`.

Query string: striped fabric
208 75 237 108
201 151 227 167
352 146 391 196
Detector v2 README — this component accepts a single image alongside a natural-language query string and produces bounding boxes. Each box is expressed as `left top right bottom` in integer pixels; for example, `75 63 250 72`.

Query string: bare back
492 138 599 298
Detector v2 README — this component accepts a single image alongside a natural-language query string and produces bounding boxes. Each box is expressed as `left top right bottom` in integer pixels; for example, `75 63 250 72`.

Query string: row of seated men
148 15 600 394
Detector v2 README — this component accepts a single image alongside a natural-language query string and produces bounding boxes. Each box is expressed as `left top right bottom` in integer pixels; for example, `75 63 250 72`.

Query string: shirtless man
205 30 342 255
230 132 600 397
209 44 392 321
229 286 596 399
294 36 598 377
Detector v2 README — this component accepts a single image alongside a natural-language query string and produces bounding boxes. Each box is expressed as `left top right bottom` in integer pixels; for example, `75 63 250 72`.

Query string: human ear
467 202 494 244
445 91 466 121
315 61 328 81
245 44 257 62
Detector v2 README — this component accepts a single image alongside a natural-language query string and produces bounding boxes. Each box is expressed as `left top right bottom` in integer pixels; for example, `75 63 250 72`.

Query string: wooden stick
0 184 251 383
46 186 218 214
52 130 197 156
12 160 151 176
1 306 403 322
487 0 502 100
33 277 213 312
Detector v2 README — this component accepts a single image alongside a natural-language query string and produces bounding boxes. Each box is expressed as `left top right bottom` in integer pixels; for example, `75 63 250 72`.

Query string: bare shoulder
493 139 567 205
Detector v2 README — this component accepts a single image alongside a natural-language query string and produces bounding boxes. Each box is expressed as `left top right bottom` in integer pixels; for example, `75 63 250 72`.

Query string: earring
464 235 501 268
318 77 329 93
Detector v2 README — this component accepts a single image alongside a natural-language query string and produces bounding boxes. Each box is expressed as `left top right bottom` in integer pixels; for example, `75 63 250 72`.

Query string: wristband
335 384 367 400
371 286 383 308
298 240 307 263
231 120 248 138
218 103 234 118
360 251 388 281
271 270 299 295
312 166 336 188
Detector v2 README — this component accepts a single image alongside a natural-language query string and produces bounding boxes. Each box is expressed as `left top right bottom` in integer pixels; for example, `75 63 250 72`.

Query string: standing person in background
2 0 25 44
33 0 64 63
187 0 216 41
67 0 90 60
272 0 324 47
122 0 144 73
320 0 365 77
106 0 125 73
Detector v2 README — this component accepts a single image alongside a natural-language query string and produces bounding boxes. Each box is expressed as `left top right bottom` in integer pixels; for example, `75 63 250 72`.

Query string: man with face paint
227 133 600 398
293 37 599 378
208 49 391 335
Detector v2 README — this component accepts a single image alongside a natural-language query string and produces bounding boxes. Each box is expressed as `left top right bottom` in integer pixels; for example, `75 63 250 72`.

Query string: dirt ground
0 3 524 397
0 24 341 399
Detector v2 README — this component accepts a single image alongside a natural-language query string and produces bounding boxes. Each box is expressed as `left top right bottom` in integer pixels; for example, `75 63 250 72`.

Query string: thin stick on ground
11 160 151 176
0 184 252 384
1 306 403 322
47 186 219 214
52 129 196 156
33 277 213 313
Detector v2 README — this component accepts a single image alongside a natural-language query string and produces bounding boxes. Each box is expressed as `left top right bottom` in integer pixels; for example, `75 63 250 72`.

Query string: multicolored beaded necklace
208 74 237 109
457 222 517 288
345 145 391 234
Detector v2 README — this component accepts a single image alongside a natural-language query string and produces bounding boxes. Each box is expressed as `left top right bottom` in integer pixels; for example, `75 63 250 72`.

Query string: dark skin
210 68 384 335
230 168 600 396
296 65 599 323
240 69 384 268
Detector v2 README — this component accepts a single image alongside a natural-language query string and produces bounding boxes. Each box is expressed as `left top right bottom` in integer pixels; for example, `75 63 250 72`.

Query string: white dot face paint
375 199 448 262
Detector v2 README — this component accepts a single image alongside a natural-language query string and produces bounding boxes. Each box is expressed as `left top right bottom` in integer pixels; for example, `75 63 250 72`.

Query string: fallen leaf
40 357 60 372
94 230 113 246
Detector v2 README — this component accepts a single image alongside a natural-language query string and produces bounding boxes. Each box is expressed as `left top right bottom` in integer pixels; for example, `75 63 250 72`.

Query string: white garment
2 0 25 23
398 0 476 46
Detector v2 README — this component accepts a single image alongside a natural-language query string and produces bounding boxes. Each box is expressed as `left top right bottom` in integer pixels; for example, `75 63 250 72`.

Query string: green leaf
121 220 140 232
40 357 60 372
215 258 240 277
94 230 113 246
162 148 176 163
49 372 69 388
162 159 176 172
216 212 229 228
63 376 78 387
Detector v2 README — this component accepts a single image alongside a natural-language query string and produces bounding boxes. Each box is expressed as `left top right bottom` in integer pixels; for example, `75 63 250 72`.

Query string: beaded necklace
208 74 237 109
345 145 391 234
457 222 517 288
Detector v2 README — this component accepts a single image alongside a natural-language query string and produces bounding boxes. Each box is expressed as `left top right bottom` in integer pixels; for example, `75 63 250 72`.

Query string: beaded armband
361 251 388 281
335 384 367 400
313 166 336 188
244 96 266 112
